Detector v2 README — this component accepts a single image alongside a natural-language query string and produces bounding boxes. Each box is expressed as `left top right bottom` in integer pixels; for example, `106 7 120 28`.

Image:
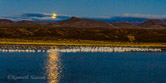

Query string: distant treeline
0 26 166 43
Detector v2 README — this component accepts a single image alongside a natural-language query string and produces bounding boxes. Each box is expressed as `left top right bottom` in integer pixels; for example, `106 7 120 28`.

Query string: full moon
52 13 57 19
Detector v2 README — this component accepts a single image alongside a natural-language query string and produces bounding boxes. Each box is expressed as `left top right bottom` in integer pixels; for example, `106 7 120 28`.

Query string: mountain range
0 17 166 29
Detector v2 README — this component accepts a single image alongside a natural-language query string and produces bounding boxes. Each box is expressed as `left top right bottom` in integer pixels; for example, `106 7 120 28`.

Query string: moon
52 13 57 19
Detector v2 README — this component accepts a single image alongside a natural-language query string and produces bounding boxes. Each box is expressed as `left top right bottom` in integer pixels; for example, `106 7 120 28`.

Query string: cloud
20 12 50 18
0 12 166 23
0 12 72 22
122 14 166 19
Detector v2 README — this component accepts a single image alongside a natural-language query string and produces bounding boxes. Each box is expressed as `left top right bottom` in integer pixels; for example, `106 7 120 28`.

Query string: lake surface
0 46 166 83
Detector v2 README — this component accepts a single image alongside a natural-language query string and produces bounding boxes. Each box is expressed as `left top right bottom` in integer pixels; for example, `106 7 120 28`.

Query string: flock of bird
0 44 162 53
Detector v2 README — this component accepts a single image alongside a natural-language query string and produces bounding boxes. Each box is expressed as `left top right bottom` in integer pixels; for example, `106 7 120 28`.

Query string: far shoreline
0 39 166 47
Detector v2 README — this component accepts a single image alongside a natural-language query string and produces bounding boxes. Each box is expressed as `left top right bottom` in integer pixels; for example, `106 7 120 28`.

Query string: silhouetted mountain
0 19 14 26
0 19 14 23
0 18 166 29
56 17 115 28
0 19 14 25
112 22 141 29
139 19 166 29
89 17 149 24
16 20 52 27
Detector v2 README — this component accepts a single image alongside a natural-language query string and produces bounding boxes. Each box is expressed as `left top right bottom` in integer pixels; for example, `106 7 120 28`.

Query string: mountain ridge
0 17 166 29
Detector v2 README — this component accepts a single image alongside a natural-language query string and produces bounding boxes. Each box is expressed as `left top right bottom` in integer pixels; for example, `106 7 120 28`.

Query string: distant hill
112 22 141 29
0 17 115 28
91 17 149 24
0 19 14 26
16 20 54 27
0 19 14 23
56 17 115 28
0 18 166 29
139 19 166 29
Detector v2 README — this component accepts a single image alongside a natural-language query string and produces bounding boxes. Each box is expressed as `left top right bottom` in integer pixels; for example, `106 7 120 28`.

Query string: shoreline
0 39 166 47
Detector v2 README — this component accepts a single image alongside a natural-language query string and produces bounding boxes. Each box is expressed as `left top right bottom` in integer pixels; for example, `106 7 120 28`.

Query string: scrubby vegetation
0 26 166 43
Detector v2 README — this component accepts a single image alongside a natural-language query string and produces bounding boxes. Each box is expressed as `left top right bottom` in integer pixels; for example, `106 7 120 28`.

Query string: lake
0 45 166 83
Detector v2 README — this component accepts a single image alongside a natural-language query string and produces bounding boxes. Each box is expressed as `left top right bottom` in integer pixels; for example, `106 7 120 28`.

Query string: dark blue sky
0 0 166 17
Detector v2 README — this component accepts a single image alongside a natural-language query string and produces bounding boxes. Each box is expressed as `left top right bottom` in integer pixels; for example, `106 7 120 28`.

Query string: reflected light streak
46 51 62 83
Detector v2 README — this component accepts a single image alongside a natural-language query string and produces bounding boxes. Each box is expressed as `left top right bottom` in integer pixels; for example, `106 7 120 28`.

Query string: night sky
0 0 166 17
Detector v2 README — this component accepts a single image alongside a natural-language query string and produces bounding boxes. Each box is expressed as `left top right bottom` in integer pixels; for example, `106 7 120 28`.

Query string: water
0 46 166 83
